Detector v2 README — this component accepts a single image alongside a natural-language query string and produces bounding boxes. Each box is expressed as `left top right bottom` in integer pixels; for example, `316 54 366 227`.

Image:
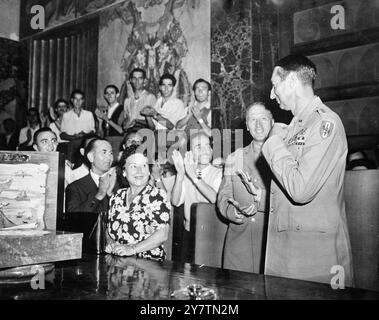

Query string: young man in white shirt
141 73 186 131
60 90 95 141
60 89 96 164
123 68 157 131
171 131 223 262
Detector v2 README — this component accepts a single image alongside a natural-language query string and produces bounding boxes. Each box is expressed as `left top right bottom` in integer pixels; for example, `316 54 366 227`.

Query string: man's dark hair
275 54 317 87
347 150 377 170
192 78 211 92
53 99 69 111
84 137 108 162
119 144 148 170
33 127 56 145
120 130 144 151
129 68 146 80
27 107 41 126
3 118 16 133
103 84 120 95
70 89 85 100
159 73 176 87
27 107 39 116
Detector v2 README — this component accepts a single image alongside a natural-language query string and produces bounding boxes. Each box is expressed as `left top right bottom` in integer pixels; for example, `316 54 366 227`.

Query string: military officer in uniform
262 54 353 285
217 102 272 273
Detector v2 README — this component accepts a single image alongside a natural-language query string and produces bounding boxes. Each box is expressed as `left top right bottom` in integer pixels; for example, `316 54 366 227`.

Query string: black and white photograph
0 0 378 308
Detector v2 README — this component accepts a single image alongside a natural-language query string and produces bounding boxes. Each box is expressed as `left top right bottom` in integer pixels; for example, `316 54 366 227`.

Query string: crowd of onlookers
1 56 378 286
0 68 216 265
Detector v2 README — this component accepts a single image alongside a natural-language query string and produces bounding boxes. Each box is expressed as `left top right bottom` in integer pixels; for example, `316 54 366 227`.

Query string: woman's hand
112 244 136 257
105 242 117 254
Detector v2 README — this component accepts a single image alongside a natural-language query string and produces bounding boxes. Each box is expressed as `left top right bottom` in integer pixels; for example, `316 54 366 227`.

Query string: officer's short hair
159 73 176 87
275 54 317 88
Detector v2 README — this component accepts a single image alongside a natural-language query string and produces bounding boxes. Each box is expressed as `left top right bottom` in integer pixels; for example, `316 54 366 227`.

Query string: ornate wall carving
211 0 279 131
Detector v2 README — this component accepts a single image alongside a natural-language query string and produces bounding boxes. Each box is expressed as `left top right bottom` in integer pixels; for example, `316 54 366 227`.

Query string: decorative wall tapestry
101 0 193 106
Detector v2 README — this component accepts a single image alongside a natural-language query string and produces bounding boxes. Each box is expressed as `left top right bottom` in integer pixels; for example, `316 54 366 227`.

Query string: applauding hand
106 167 117 196
140 106 157 117
236 170 262 202
190 104 202 121
172 150 185 177
126 81 135 100
227 198 257 220
183 151 198 182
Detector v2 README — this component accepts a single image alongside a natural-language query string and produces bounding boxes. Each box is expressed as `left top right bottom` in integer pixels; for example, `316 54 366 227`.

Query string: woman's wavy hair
119 144 148 169
117 144 152 186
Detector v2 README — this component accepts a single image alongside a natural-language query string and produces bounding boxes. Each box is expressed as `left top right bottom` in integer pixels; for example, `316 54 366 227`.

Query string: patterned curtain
25 18 99 114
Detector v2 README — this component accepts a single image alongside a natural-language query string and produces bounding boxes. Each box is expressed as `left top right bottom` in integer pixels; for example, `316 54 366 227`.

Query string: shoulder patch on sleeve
320 120 334 139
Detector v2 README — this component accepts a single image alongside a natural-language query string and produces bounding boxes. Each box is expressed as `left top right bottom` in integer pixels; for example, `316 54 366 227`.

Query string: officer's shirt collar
292 96 322 126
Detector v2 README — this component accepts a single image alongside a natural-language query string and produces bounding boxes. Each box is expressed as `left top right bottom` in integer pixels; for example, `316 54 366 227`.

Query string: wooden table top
0 254 378 300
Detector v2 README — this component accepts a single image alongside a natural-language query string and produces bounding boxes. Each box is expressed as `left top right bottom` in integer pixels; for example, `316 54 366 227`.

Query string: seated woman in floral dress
105 144 171 261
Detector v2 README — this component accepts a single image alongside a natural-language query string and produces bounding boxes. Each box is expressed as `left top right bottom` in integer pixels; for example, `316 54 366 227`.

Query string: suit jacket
65 173 109 214
0 132 19 150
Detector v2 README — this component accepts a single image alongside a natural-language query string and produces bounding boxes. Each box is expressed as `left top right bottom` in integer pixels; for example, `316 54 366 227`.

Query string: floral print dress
107 184 171 261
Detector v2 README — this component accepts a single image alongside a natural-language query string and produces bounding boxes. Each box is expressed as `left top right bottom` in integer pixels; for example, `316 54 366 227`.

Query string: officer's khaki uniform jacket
262 96 353 286
217 143 271 273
